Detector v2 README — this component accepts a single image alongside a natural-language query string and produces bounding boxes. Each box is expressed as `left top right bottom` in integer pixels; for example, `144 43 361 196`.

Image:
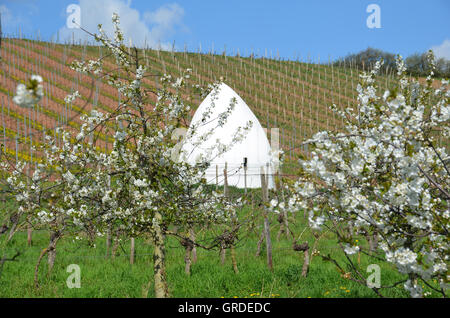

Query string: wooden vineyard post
283 193 289 240
216 164 218 191
219 164 227 265
130 237 135 265
243 157 248 194
255 230 264 257
260 167 273 271
223 162 229 198
1 101 5 142
276 172 289 241
105 228 111 259
230 245 239 274
223 164 238 274
111 230 120 260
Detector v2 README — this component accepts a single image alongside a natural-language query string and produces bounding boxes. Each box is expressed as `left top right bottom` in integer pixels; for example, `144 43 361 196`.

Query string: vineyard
0 30 448 300
1 36 422 169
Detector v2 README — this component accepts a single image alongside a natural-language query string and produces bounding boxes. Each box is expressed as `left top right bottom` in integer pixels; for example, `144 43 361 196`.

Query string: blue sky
1 0 449 61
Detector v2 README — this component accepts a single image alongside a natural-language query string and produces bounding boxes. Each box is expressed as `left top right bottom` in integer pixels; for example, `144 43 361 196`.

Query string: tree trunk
220 245 226 265
47 247 56 273
34 247 48 288
189 228 197 264
47 231 59 274
105 227 112 258
283 210 289 239
276 212 288 241
153 212 169 298
302 248 310 277
277 222 284 241
27 225 32 247
255 229 264 257
7 211 22 242
231 245 239 274
34 231 60 287
184 244 192 275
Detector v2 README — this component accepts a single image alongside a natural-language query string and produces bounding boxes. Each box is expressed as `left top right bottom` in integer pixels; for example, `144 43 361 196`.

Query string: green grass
2 202 442 299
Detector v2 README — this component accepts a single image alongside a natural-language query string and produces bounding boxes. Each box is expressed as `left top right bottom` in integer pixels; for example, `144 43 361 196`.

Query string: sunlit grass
1 202 441 298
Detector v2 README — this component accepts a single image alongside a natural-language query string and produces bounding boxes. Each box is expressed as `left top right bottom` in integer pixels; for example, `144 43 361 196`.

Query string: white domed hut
181 83 275 189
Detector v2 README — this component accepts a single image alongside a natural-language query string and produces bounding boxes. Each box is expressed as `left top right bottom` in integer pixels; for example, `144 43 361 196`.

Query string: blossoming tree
1 13 250 297
284 52 449 297
0 75 45 278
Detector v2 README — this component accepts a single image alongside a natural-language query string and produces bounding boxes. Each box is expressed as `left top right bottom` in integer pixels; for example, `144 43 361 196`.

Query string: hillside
0 37 446 171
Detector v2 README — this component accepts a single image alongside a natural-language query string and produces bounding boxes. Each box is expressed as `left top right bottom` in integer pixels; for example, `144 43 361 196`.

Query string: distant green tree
435 57 450 77
405 53 428 76
336 47 396 73
406 52 450 78
338 48 450 78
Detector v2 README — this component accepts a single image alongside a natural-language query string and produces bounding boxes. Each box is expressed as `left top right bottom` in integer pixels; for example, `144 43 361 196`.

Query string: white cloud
58 0 185 49
0 5 12 22
0 3 37 35
144 3 186 41
430 39 450 60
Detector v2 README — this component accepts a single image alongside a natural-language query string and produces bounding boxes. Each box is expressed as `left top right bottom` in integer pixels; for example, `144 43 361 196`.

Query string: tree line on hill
336 47 450 78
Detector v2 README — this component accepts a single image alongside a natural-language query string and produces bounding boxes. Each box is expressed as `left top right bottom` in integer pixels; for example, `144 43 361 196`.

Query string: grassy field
1 196 443 299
